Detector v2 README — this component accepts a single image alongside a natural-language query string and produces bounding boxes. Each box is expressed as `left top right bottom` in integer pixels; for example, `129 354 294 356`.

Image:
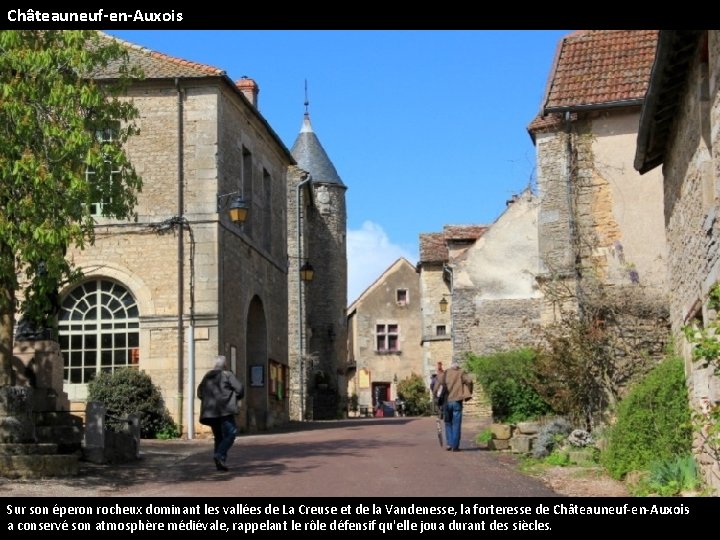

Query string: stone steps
0 444 79 478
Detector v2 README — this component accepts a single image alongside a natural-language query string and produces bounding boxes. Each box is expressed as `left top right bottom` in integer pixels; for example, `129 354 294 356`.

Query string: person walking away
197 355 244 471
429 361 444 416
436 360 472 452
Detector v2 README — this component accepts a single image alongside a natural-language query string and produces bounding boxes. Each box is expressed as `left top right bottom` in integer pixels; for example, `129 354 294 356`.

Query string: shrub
465 349 553 424
533 318 614 429
630 454 701 496
532 417 572 459
397 373 432 416
87 368 178 439
600 356 692 480
476 428 493 445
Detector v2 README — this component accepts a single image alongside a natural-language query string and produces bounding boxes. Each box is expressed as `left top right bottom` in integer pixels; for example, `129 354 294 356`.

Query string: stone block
488 438 510 451
568 448 598 466
0 454 79 478
516 421 541 435
510 434 534 454
491 423 513 440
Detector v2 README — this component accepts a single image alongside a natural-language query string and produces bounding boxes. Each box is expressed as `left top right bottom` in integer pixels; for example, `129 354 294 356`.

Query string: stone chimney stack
236 76 259 108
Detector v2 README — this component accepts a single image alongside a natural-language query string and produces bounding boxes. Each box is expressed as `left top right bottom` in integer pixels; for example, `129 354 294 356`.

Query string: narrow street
0 416 559 498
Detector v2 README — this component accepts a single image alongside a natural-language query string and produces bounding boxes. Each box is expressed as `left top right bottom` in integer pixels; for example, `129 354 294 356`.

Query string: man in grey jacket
197 355 244 471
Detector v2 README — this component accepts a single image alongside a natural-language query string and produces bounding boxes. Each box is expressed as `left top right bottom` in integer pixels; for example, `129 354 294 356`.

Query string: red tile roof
443 225 487 241
94 32 225 79
528 30 658 135
419 226 487 264
419 232 448 263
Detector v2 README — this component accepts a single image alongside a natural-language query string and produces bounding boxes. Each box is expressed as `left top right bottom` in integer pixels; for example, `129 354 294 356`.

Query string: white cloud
347 221 417 305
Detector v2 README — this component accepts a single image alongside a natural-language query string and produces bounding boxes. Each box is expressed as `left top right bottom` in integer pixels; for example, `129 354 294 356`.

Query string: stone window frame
375 322 400 353
436 325 447 337
58 278 140 387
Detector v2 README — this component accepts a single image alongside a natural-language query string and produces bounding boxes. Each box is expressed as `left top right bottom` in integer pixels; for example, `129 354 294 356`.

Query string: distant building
346 258 421 413
452 189 542 358
417 226 491 418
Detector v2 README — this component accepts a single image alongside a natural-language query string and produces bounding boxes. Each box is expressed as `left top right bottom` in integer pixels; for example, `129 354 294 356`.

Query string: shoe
446 446 452 451
214 457 229 471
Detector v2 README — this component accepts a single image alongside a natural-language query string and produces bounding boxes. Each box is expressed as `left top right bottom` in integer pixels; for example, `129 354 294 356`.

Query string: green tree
0 30 142 380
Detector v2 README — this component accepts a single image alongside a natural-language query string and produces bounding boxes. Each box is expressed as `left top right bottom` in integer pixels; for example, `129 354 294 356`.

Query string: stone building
451 189 542 359
528 30 670 395
634 30 720 493
12 34 347 435
417 226 490 418
287 111 348 420
346 258 421 413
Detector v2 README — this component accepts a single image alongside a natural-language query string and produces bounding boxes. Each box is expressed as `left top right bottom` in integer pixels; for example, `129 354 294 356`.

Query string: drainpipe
297 174 311 421
187 223 196 439
176 78 185 437
443 263 454 362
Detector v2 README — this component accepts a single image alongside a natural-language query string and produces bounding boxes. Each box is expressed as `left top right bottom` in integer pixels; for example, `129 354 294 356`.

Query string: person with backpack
436 359 473 452
197 355 244 471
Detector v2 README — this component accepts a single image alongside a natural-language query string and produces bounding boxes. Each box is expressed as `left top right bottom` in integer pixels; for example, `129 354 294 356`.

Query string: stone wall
661 31 720 493
419 264 452 384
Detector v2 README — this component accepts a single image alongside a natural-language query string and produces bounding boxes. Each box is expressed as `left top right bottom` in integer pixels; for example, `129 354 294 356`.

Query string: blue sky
107 30 570 303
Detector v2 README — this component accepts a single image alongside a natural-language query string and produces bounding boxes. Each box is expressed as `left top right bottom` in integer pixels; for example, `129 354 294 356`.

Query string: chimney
236 76 259 108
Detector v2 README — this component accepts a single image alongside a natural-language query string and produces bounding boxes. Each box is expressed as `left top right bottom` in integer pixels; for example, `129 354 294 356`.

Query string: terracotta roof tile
419 233 448 263
543 30 658 112
443 225 487 241
527 112 579 138
419 226 487 264
93 32 225 79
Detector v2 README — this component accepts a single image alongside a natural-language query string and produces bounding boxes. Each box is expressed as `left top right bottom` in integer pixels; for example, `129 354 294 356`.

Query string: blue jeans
443 400 463 450
210 415 238 462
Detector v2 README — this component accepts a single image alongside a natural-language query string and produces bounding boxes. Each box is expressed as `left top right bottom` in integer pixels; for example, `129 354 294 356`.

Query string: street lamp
299 261 314 282
217 191 249 224
439 296 449 313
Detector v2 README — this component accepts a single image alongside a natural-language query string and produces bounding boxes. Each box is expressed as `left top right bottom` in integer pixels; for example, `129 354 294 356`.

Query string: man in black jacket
197 355 244 471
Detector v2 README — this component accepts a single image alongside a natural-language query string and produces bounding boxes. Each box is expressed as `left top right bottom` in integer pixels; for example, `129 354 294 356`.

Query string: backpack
435 383 448 406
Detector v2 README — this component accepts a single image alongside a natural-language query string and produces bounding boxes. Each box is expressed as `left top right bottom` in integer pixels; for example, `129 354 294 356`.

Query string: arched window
58 279 140 386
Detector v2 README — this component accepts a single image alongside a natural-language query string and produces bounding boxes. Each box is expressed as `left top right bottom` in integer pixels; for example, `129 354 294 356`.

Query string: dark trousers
209 414 238 462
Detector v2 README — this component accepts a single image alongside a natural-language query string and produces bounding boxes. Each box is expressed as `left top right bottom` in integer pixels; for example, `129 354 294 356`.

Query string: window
396 289 408 306
85 126 121 217
436 325 446 336
376 323 399 352
58 279 139 385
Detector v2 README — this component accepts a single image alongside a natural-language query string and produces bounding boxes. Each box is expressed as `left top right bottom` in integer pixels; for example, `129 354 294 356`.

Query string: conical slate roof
290 114 344 186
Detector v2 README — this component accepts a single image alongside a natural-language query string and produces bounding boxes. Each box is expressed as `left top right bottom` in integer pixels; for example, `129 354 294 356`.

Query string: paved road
0 416 560 498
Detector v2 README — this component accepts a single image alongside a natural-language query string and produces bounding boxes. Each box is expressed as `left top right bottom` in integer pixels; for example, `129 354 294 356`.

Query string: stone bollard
83 401 107 463
125 413 141 459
